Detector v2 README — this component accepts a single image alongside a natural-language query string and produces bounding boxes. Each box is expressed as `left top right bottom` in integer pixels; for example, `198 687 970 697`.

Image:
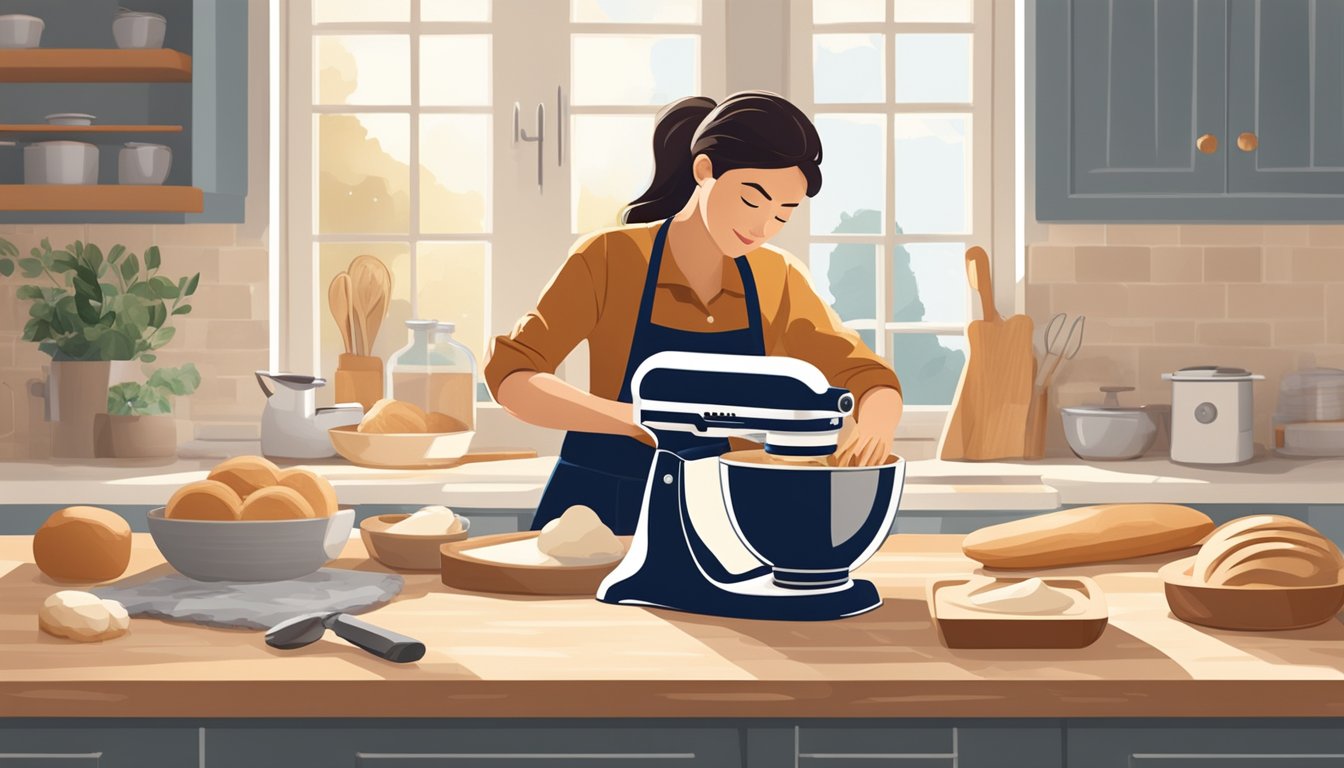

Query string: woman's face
693 155 808 255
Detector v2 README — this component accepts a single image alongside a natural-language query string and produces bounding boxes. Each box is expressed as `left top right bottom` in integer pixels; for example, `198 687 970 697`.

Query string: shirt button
706 315 715 324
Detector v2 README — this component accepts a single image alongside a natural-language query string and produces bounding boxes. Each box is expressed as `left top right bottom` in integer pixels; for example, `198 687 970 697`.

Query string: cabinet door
1037 0 1227 219
1068 723 1344 767
1227 0 1344 198
0 725 198 768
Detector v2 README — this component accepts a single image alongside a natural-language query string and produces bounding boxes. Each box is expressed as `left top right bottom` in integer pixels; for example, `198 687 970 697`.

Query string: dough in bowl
537 505 624 564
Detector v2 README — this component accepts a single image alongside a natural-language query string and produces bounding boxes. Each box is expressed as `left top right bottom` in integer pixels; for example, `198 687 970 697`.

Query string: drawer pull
1237 131 1259 152
1196 133 1218 154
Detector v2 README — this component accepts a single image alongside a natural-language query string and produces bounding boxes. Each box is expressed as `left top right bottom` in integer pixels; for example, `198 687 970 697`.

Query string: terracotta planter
94 413 178 459
40 359 112 459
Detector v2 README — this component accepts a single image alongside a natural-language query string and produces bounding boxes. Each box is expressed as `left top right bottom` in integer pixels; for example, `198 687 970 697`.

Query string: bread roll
277 468 338 517
962 503 1214 570
33 507 132 583
357 399 429 434
239 486 315 520
38 591 129 642
1194 515 1344 588
425 411 469 433
207 455 280 499
167 480 243 521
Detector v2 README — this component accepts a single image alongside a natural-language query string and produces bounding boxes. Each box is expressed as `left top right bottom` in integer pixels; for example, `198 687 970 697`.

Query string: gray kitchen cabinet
789 722 1062 768
1067 722 1344 767
1036 0 1344 220
0 724 198 768
204 724 743 767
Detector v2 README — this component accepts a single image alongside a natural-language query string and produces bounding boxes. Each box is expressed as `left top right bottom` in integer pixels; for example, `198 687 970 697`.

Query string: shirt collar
655 235 746 298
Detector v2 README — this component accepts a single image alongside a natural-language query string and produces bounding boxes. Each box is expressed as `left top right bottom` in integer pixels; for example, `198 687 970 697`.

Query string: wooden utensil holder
1023 385 1049 459
335 354 383 411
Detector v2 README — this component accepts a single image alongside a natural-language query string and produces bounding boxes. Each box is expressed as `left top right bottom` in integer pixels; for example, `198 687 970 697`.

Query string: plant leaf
15 285 42 301
172 304 192 316
140 353 156 363
0 238 17 258
149 275 178 300
107 244 126 265
185 273 200 296
145 246 161 271
50 251 78 274
120 253 139 283
148 326 176 348
72 264 105 326
0 258 12 277
19 258 42 278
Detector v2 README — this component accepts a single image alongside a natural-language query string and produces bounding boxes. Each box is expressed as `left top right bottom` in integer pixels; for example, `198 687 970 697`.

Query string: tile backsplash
1028 224 1344 454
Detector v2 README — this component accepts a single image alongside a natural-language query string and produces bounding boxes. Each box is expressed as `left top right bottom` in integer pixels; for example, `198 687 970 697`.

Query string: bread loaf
1193 515 1343 587
239 486 315 520
207 455 280 499
166 480 243 521
38 591 129 642
962 503 1214 570
277 468 338 517
32 507 132 583
357 399 428 434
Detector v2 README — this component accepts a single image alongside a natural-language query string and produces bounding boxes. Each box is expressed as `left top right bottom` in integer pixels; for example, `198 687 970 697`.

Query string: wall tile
155 224 238 247
206 320 269 350
1262 225 1313 245
1204 247 1263 283
1154 321 1197 343
1098 319 1155 344
1291 248 1344 282
85 225 156 256
1309 226 1344 247
221 247 271 284
1328 285 1344 344
1106 225 1181 245
1025 283 1052 323
1047 225 1106 245
1129 284 1226 319
1264 247 1294 282
1076 246 1151 282
1151 247 1203 282
1275 319 1325 346
1197 321 1272 346
1050 284 1128 316
1227 284 1325 319
1027 245 1076 284
1051 346 1139 390
1180 225 1264 245
190 284 256 320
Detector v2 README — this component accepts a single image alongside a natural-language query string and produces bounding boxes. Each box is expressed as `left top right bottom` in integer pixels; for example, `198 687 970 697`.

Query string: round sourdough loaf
33 506 133 582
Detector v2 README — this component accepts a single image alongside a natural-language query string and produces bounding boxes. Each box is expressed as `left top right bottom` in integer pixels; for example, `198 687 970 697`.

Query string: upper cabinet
1036 0 1344 221
0 0 246 223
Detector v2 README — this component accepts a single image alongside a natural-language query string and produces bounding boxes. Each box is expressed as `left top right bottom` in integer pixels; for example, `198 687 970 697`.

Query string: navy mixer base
597 451 885 621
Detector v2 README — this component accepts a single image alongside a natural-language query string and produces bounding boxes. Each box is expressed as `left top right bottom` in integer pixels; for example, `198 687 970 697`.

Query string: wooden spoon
328 272 354 354
349 255 393 356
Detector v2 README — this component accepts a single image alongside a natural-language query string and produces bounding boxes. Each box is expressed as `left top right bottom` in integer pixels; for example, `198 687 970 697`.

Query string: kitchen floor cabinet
1037 0 1344 221
1066 721 1344 767
0 722 198 767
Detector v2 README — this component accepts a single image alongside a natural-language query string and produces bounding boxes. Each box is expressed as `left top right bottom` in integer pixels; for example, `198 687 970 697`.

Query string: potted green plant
0 237 199 458
95 364 201 458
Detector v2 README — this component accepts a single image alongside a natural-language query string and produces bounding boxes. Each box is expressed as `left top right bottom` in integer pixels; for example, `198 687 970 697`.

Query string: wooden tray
928 576 1109 649
1161 555 1344 631
440 532 630 596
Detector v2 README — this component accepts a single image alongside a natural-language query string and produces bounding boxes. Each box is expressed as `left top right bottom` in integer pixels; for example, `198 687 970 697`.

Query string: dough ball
207 455 280 500
386 505 464 536
33 507 132 583
166 480 243 521
537 505 624 563
1195 515 1343 587
425 412 469 433
357 399 429 434
38 591 130 642
239 486 315 521
277 468 339 517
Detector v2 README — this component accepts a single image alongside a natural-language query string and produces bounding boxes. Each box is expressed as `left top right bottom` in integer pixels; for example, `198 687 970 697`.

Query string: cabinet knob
1196 133 1218 154
1237 132 1259 152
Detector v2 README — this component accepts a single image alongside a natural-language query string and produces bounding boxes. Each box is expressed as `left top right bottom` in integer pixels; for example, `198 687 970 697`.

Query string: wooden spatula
348 255 393 356
328 272 354 354
938 247 1035 460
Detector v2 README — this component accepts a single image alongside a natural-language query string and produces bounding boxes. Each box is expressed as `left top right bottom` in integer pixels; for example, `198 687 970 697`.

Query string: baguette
963 503 1214 570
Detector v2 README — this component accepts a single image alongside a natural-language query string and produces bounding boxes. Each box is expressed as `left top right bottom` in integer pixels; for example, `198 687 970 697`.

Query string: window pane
893 114 969 234
811 113 885 235
315 36 410 106
814 0 885 23
892 242 967 324
318 244 411 391
572 0 699 24
422 0 490 21
571 35 698 105
314 0 409 23
420 36 490 106
571 114 655 232
417 242 490 390
813 34 884 104
811 242 877 325
318 113 411 234
892 0 971 22
895 34 971 103
420 114 490 234
890 333 967 405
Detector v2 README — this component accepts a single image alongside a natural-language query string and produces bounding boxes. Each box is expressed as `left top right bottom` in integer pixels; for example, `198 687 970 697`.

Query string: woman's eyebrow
742 182 772 200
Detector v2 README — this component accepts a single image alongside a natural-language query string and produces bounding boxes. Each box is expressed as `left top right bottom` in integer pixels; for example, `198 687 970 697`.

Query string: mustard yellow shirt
485 222 901 405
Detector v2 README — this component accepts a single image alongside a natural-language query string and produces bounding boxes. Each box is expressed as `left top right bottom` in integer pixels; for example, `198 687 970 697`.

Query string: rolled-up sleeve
778 255 902 405
484 234 604 399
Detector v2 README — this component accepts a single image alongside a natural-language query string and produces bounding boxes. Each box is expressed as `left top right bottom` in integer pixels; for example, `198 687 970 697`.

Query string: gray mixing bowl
147 507 354 582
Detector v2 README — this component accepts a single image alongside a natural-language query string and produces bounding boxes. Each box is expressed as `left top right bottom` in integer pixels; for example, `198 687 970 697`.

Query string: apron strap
732 254 766 355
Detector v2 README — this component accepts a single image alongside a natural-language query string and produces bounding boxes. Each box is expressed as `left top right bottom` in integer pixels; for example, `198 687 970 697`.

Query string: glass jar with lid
385 318 477 433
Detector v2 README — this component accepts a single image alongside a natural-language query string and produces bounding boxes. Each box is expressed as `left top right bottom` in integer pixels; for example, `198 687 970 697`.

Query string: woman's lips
732 229 754 245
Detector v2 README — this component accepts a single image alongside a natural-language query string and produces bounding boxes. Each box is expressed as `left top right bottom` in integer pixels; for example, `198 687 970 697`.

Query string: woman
486 91 904 535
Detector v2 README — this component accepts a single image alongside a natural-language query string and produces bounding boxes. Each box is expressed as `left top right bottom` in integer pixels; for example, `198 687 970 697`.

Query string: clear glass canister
386 319 474 433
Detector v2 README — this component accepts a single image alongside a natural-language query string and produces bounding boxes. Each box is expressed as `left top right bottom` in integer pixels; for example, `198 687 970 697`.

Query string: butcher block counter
6 533 1344 722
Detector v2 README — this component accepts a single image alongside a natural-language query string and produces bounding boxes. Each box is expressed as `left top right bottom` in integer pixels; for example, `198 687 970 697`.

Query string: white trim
268 0 281 373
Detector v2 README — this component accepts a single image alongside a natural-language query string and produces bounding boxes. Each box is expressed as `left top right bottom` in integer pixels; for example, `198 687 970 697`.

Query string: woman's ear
692 153 714 185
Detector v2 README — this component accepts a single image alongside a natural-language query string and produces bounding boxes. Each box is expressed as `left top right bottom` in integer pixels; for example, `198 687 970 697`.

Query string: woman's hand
835 387 903 467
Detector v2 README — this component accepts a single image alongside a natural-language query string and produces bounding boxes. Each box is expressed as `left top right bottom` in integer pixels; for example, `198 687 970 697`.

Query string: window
788 0 998 407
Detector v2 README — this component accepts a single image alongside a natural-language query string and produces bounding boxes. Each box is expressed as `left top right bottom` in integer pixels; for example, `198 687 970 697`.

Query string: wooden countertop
4 533 1344 719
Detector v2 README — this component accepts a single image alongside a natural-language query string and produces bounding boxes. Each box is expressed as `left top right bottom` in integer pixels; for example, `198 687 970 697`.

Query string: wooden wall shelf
0 49 192 83
0 125 183 134
0 185 203 212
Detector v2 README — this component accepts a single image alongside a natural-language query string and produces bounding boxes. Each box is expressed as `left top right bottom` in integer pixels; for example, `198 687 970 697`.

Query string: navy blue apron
531 218 765 535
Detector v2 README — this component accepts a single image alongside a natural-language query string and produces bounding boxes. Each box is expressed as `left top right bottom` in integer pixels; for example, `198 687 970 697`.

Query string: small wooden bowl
928 576 1109 649
441 531 630 596
360 513 470 571
1161 555 1344 631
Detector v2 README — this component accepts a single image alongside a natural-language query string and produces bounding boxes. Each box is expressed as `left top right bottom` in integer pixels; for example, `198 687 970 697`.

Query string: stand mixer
598 352 906 621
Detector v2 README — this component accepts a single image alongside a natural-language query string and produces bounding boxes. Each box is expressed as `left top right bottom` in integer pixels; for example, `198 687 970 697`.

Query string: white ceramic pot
45 113 96 126
118 142 172 185
0 14 44 48
24 141 98 185
113 11 166 49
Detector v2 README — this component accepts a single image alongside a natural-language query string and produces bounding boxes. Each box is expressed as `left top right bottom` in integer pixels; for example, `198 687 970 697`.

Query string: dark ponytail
621 91 823 225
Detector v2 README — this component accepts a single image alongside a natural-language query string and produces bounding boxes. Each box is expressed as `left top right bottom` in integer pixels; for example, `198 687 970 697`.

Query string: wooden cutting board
440 531 631 596
938 247 1035 460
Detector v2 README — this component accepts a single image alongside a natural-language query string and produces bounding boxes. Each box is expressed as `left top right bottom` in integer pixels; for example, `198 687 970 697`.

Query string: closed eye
774 216 788 223
740 196 759 209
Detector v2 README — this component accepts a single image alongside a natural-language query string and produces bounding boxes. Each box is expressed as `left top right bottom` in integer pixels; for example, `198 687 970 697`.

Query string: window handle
513 101 545 191
556 85 565 167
